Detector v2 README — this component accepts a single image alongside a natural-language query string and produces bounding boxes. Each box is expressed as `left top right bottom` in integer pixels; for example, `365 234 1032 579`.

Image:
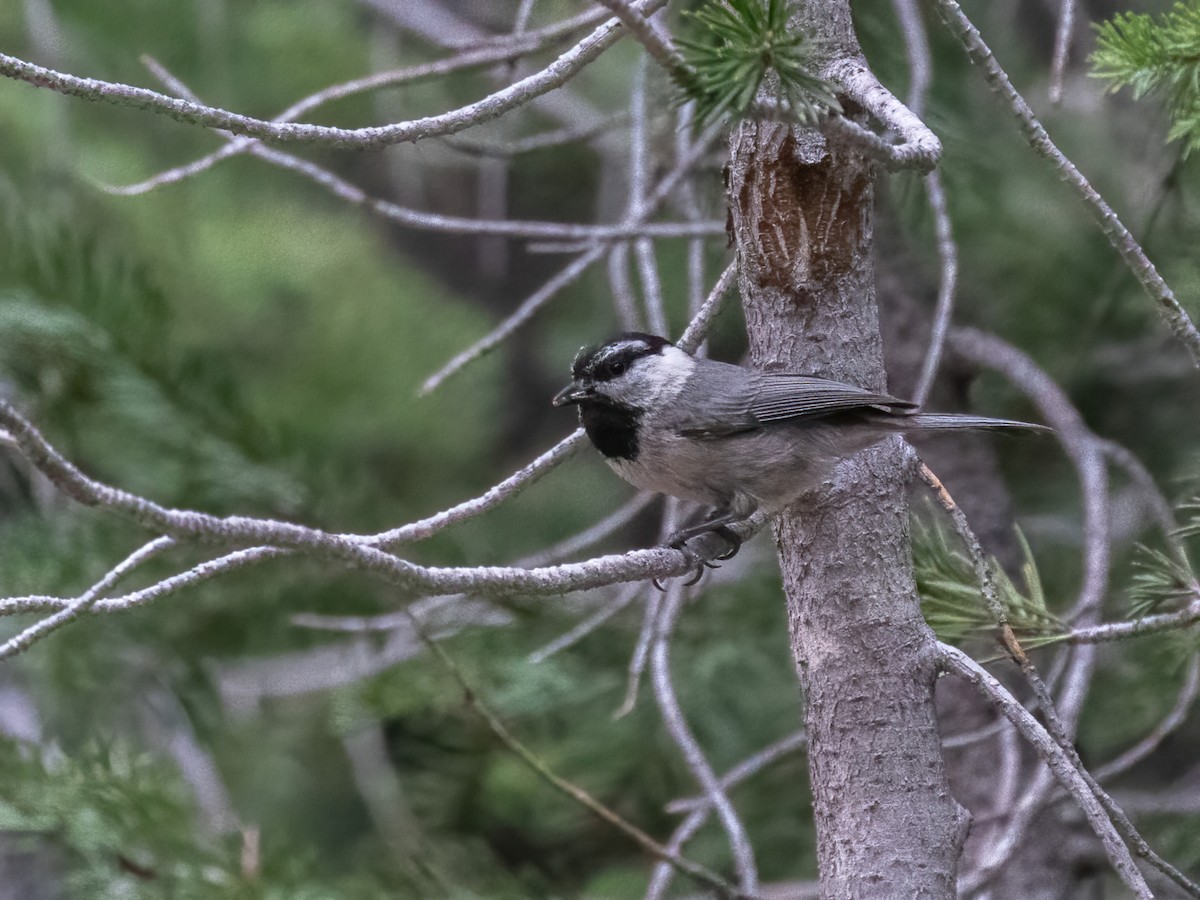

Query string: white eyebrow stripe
594 340 650 365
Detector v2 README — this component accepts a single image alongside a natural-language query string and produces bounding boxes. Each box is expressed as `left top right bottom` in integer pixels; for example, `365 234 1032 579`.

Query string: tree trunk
725 4 970 895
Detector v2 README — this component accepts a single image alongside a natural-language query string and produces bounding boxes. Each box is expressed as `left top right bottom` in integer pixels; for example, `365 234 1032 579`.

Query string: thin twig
0 270 749 625
664 729 807 815
516 494 655 569
1048 0 1076 106
591 0 690 85
911 170 958 407
629 57 669 337
923 466 1195 897
615 498 680 718
649 730 806 900
677 261 737 352
404 608 748 899
891 0 932 116
442 112 628 158
0 536 173 659
1064 599 1200 645
371 433 586 547
888 0 957 407
673 103 708 320
1097 438 1182 557
526 582 646 664
650 581 759 895
0 1 671 149
917 462 1027 661
931 0 1200 366
949 328 1108 626
420 118 725 394
1095 652 1200 782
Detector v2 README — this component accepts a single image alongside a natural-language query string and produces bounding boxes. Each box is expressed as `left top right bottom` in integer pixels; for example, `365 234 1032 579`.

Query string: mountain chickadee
553 332 1047 556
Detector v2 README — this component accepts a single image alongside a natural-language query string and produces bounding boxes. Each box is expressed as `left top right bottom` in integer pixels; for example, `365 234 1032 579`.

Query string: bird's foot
652 524 742 591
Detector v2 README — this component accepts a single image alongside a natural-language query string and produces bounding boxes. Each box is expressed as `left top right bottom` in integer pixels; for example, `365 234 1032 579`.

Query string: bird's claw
653 525 741 590
710 525 742 561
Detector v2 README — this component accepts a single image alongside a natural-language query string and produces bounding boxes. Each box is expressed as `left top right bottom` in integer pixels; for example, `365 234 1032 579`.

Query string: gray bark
725 5 969 895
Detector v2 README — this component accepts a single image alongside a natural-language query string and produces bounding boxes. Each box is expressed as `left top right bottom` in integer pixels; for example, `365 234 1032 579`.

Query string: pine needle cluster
1128 498 1200 618
1090 2 1200 155
912 517 1063 647
674 0 840 126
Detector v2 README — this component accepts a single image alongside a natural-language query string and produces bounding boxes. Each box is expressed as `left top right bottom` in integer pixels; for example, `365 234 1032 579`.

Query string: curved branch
824 58 942 173
650 583 759 895
0 0 668 149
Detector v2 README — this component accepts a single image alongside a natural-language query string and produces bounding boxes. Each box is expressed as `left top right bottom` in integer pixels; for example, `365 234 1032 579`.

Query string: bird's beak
552 381 592 406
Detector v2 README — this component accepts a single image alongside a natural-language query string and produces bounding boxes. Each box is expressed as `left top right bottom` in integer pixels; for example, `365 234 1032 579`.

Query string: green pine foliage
674 0 841 126
1128 498 1200 618
2 1 1200 894
912 516 1063 646
1091 2 1200 155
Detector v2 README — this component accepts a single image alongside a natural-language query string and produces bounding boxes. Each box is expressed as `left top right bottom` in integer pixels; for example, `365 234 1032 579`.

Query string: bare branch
931 0 1200 366
677 261 737 353
890 0 932 116
674 103 708 319
421 248 608 395
443 112 628 158
371 431 585 547
408 607 748 899
362 2 608 53
917 462 1027 659
591 0 689 85
517 494 655 569
254 144 722 241
924 448 1194 898
887 0 958 408
1064 599 1200 645
615 499 681 718
420 118 725 393
1048 0 1077 106
0 255 747 633
629 58 669 336
527 582 646 663
824 58 942 173
1097 438 1181 554
110 31 619 196
649 731 806 900
940 643 1153 899
665 730 807 815
0 0 669 149
0 536 173 660
911 170 958 408
650 581 759 895
950 327 1109 625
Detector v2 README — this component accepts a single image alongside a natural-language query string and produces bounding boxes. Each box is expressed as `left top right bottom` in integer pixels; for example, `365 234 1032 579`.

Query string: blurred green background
0 0 1198 896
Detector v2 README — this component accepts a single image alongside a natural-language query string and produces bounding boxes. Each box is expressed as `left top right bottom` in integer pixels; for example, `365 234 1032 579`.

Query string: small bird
553 332 1047 556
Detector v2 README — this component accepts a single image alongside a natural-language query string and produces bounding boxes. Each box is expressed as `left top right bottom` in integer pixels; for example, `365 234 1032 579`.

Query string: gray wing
749 374 915 422
676 362 914 437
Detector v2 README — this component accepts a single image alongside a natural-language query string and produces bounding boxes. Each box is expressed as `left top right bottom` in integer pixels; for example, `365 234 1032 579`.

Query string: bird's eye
611 361 626 376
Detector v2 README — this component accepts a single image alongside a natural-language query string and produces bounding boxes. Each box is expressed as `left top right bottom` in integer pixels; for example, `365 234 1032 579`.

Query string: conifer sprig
912 517 1062 646
674 0 840 126
1127 497 1200 618
1090 3 1200 155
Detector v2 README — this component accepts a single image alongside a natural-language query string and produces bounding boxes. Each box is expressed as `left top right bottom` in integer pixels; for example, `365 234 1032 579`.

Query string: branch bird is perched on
554 333 1048 558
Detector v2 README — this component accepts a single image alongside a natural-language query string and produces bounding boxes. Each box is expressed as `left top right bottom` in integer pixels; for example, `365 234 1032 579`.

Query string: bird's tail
900 413 1051 434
